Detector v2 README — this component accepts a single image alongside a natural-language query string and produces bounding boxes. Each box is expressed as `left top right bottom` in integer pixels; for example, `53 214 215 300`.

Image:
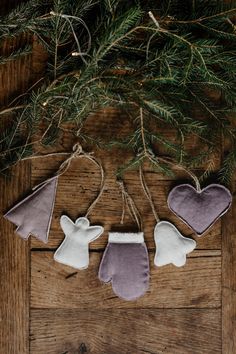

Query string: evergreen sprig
0 0 235 184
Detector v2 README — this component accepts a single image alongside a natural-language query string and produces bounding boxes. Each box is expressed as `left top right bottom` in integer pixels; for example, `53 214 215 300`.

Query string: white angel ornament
54 215 104 270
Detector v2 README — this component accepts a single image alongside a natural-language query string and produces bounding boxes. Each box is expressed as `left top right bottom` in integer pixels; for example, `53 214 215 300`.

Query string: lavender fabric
98 232 149 301
4 177 58 243
168 183 232 236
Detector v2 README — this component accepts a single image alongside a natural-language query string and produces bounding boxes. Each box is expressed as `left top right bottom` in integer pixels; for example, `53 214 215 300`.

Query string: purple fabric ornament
4 177 58 243
99 232 149 301
168 183 232 235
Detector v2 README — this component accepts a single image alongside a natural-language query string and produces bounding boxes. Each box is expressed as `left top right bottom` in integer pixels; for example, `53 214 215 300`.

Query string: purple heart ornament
167 184 232 236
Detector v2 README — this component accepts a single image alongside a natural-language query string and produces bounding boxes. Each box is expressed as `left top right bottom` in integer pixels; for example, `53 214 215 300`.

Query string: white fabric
108 232 144 243
154 221 196 267
54 216 104 270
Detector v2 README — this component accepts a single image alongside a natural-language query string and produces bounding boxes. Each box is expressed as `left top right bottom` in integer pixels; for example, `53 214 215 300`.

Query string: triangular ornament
4 176 58 243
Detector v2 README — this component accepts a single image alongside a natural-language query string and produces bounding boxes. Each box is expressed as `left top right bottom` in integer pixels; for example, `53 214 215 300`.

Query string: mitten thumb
98 244 112 283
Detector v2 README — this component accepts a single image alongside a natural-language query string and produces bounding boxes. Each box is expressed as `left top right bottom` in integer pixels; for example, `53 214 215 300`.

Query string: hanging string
32 143 83 190
32 143 105 217
139 167 160 223
139 106 201 192
55 143 83 176
117 180 142 231
85 154 105 218
119 182 126 225
156 156 202 192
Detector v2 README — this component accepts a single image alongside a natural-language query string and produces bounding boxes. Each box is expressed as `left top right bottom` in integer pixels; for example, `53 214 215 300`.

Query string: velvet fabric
168 184 232 236
99 233 149 301
4 177 58 243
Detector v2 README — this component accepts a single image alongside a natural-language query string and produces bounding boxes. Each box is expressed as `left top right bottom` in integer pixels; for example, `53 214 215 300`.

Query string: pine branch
0 45 32 65
0 0 235 182
219 150 236 185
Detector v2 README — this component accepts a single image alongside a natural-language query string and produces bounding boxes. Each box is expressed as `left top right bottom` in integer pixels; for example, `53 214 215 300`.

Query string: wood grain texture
31 251 221 309
222 189 236 353
0 28 48 353
30 308 221 354
0 32 32 354
0 163 30 354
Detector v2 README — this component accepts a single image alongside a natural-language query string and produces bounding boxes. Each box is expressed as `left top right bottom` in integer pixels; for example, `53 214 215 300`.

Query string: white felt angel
54 216 104 270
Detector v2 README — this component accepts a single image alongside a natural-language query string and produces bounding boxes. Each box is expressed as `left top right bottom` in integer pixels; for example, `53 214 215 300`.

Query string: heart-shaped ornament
154 221 196 267
168 184 232 236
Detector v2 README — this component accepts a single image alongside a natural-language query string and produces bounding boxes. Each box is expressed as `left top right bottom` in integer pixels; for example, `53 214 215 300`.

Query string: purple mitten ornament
4 177 58 243
168 184 232 236
98 232 149 301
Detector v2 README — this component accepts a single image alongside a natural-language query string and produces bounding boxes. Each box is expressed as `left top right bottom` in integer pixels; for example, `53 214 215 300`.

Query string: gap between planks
30 251 221 310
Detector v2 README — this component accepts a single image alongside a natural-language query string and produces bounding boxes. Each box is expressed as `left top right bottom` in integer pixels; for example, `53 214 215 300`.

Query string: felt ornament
154 221 196 267
53 145 105 269
139 168 196 267
54 216 104 269
4 177 58 243
4 143 105 244
99 180 150 301
99 232 149 301
168 183 232 236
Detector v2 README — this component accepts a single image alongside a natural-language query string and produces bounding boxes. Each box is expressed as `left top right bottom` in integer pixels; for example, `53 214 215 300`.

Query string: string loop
117 180 142 231
33 143 105 217
156 156 201 192
139 167 160 223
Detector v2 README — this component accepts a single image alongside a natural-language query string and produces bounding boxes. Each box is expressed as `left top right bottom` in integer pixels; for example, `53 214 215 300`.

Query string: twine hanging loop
32 142 105 217
117 179 142 231
139 167 160 223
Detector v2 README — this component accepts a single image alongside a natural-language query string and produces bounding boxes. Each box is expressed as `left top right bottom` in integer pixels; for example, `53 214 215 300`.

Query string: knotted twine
32 143 105 218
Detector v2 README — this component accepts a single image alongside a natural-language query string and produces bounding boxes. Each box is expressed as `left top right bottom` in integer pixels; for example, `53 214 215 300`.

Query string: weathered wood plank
0 34 33 106
222 190 236 353
0 163 30 354
0 27 49 353
0 31 33 354
30 153 221 250
30 308 221 354
31 251 221 309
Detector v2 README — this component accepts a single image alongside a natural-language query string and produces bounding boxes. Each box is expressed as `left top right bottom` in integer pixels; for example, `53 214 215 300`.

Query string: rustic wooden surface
0 3 235 353
222 181 236 354
31 251 221 309
0 33 32 354
0 163 30 354
30 309 221 354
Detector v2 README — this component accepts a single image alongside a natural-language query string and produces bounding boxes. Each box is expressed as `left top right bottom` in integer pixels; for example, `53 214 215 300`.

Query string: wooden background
0 2 236 353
